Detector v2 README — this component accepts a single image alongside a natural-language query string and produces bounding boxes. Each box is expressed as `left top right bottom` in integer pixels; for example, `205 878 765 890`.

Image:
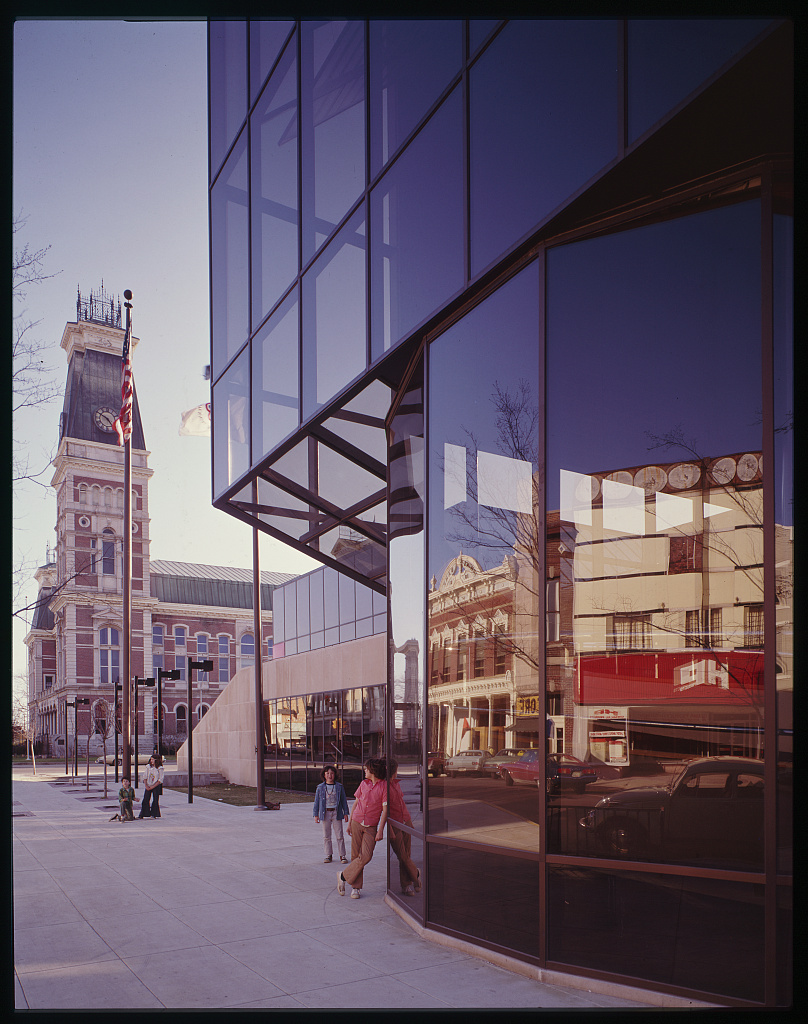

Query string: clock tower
43 285 156 754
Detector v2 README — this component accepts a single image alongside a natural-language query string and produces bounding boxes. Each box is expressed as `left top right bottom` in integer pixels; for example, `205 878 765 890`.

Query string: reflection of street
427 772 681 857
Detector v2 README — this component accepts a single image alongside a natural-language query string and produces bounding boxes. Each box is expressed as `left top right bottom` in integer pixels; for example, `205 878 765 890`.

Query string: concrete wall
177 632 386 787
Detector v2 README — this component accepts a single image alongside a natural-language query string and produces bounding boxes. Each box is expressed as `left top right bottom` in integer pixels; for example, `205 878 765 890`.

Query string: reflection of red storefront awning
577 650 763 705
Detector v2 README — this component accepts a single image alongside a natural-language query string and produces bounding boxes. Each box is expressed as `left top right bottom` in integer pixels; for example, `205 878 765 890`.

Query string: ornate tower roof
58 286 146 449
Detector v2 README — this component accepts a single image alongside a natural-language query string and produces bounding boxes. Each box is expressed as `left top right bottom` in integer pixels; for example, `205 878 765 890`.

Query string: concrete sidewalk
12 764 667 1010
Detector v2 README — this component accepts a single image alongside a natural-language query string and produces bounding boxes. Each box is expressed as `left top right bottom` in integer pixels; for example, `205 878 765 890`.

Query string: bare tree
93 699 115 798
12 212 61 486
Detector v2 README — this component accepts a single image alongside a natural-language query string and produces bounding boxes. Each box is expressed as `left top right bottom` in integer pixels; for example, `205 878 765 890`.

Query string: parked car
500 750 599 794
484 748 528 776
427 751 445 777
445 750 489 777
96 753 151 766
579 756 765 863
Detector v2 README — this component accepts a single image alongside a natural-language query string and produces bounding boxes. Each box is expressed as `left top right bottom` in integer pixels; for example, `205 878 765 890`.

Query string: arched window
240 632 255 669
78 483 88 504
99 627 120 685
176 704 187 735
103 486 113 507
102 529 115 575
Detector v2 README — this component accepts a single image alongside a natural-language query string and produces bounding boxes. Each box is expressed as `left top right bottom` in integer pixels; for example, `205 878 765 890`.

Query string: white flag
179 402 211 437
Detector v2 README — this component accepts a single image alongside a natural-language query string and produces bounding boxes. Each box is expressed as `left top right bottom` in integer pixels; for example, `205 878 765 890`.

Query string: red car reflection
501 750 599 794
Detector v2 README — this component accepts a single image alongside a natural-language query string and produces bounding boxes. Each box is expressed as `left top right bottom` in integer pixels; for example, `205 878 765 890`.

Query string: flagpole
121 290 133 785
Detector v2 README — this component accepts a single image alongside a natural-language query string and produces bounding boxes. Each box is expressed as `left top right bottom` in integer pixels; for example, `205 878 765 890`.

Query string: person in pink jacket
337 757 387 899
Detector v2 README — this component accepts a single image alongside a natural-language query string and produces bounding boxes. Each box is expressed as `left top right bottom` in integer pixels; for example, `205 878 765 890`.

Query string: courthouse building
204 19 792 1005
24 291 295 757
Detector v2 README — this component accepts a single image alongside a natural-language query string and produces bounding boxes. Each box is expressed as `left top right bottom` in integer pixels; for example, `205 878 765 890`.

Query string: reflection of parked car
484 748 527 776
579 756 765 863
427 751 445 777
501 750 598 793
445 750 489 777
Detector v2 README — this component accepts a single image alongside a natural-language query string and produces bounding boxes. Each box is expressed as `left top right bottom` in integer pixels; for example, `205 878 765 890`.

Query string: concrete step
163 772 228 787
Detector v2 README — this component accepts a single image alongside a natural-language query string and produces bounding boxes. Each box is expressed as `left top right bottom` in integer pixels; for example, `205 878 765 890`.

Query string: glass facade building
209 19 792 1006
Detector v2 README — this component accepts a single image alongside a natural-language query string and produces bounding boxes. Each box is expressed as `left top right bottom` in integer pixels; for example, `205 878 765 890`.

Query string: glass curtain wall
263 684 385 796
210 18 791 1006
387 355 426 912
545 198 772 1002
426 262 542 952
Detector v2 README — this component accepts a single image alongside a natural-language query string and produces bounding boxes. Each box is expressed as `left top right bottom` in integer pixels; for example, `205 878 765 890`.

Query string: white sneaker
402 884 414 896
350 888 361 899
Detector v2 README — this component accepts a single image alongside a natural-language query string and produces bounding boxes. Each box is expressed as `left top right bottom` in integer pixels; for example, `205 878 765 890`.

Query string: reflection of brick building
559 453 767 766
24 292 293 756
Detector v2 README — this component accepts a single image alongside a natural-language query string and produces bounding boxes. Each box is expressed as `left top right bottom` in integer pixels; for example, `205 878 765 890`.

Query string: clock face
94 407 117 432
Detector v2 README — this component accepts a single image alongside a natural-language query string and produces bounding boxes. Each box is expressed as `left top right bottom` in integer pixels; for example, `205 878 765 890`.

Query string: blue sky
12 19 316 689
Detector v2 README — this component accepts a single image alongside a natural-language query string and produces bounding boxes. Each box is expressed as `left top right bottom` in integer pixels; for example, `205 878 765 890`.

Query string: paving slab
11 764 668 1010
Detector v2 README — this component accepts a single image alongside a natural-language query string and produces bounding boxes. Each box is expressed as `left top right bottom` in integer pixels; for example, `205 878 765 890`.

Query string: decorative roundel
78 515 91 528
131 521 139 533
736 453 759 481
711 457 737 485
603 470 634 496
633 466 668 496
668 463 701 490
574 474 600 502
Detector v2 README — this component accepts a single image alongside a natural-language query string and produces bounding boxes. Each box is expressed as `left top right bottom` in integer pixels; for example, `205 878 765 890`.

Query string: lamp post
74 698 89 777
187 659 214 803
64 700 73 776
114 683 123 782
157 668 180 761
133 677 155 787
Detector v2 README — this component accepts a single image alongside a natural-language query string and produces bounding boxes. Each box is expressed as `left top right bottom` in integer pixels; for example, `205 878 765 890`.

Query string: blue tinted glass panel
628 19 773 143
251 43 298 327
302 210 367 419
273 587 285 641
469 20 501 56
250 19 294 102
370 86 464 360
284 583 297 638
470 20 619 278
325 626 340 646
339 573 356 625
296 574 310 636
355 582 372 620
369 20 461 176
209 20 248 180
546 202 765 871
301 20 365 264
212 346 250 497
309 570 325 632
211 133 249 381
252 290 299 462
324 569 339 628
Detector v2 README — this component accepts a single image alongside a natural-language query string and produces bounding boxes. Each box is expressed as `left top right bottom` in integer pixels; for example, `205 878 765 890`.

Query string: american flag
113 317 133 446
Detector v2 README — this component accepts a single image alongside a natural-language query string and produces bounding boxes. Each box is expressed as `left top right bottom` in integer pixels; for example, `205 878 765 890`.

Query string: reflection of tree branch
437 381 542 676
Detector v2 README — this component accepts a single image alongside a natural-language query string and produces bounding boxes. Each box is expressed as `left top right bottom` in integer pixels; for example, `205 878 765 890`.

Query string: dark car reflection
500 750 599 794
579 756 764 865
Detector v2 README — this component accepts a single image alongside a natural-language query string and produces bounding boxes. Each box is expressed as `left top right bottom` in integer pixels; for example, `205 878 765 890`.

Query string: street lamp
157 668 180 761
114 684 124 782
133 677 155 787
74 698 89 777
64 699 73 776
186 658 214 804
